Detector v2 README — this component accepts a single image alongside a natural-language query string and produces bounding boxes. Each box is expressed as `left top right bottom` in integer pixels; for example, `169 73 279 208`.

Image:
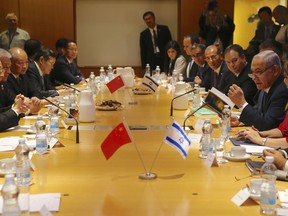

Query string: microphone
170 89 195 116
55 80 81 92
182 102 221 130
42 97 79 144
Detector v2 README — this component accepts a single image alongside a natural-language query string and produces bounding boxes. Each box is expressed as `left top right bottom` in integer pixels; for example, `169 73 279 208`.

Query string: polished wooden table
0 86 286 216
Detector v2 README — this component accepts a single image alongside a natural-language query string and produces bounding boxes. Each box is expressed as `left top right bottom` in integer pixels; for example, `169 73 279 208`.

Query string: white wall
76 0 178 67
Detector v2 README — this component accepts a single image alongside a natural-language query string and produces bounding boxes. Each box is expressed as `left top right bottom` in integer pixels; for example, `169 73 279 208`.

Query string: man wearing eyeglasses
228 50 288 131
199 44 230 93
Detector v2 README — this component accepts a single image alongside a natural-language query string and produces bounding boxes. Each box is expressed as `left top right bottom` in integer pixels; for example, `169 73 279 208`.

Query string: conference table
0 83 286 216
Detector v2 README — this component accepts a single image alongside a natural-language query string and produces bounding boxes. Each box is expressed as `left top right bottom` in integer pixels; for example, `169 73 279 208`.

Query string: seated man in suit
26 47 59 99
228 50 288 131
199 44 231 93
6 47 42 114
224 44 257 106
50 40 85 86
0 57 29 131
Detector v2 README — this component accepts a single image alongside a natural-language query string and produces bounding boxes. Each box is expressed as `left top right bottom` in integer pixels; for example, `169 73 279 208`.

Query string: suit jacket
183 58 198 82
140 25 172 70
26 61 59 99
201 61 230 93
0 82 15 109
0 109 20 132
240 75 288 131
6 73 37 99
50 55 84 85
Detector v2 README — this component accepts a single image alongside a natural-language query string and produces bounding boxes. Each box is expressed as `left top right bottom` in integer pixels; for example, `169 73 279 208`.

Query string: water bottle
201 119 213 158
155 65 161 83
260 156 277 215
35 116 48 154
49 115 59 136
221 105 231 140
172 70 178 86
15 138 31 186
107 65 114 81
260 179 277 215
192 84 201 109
1 174 21 216
88 71 96 95
99 66 106 84
145 64 150 77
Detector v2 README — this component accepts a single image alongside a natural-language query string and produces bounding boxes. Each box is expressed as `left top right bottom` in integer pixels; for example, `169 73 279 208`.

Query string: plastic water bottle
145 64 150 77
88 71 96 95
49 115 59 136
107 65 114 81
260 156 277 215
15 138 31 186
1 174 21 216
221 105 231 140
201 119 213 158
192 84 201 109
155 65 161 83
99 66 106 84
172 70 178 86
35 116 47 154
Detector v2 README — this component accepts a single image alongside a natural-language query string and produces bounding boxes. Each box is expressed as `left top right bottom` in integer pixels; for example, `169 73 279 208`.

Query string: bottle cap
265 156 274 163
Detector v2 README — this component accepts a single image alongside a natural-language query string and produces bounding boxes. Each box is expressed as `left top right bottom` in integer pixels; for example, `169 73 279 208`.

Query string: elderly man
0 56 29 131
224 44 257 105
200 44 231 93
0 13 30 50
6 47 41 114
228 50 288 131
140 11 172 71
182 35 199 82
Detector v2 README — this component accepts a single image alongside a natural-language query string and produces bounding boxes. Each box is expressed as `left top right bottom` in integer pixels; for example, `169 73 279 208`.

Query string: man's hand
29 97 42 114
230 115 240 127
263 149 286 170
13 94 29 114
227 84 246 108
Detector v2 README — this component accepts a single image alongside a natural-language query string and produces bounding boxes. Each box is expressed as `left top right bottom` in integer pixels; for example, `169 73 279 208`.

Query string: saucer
223 152 251 162
250 193 260 201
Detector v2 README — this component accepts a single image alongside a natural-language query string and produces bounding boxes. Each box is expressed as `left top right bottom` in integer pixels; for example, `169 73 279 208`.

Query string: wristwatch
262 138 267 146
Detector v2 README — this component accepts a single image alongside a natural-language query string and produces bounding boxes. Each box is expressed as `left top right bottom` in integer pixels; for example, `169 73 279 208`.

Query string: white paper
184 109 191 118
231 187 250 206
205 152 218 167
0 136 20 151
49 137 58 149
210 87 235 108
6 125 31 131
240 144 272 154
24 116 48 120
194 119 205 132
277 208 288 216
187 133 202 143
40 205 53 216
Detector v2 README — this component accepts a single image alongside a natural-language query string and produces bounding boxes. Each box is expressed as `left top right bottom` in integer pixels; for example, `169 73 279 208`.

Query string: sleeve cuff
239 102 248 112
283 161 288 171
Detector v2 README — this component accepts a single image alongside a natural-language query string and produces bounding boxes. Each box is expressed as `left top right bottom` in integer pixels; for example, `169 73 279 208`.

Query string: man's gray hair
255 50 282 73
0 48 12 58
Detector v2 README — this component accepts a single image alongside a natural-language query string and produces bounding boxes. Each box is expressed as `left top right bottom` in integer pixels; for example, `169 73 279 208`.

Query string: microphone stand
55 80 81 92
170 89 195 116
43 97 80 144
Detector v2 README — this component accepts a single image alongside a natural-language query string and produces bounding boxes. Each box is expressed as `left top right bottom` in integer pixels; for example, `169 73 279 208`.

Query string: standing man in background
0 13 30 50
140 11 172 73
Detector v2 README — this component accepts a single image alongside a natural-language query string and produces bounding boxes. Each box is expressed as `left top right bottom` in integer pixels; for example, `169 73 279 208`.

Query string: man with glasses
199 44 230 93
50 40 85 86
224 44 257 105
228 50 288 131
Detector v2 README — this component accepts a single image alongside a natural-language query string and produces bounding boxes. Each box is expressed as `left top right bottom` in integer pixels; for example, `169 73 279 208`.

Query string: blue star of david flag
142 75 159 92
164 121 191 159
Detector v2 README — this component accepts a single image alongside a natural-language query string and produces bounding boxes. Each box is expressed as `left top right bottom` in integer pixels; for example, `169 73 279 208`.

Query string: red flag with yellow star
106 75 125 93
101 122 132 160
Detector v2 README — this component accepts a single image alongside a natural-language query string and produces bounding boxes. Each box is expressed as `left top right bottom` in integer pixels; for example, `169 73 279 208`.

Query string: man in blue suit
228 50 288 131
140 11 172 72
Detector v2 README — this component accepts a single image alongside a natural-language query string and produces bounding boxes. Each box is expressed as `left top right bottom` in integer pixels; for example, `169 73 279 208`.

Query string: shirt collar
34 61 43 76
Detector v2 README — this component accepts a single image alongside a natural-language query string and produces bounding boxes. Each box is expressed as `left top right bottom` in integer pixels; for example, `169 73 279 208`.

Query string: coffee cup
0 158 16 175
230 146 246 157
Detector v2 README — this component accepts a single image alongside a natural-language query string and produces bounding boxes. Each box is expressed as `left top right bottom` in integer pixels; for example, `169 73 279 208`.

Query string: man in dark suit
26 47 59 99
228 50 288 131
224 44 257 106
199 45 230 93
50 40 85 86
182 35 199 82
140 11 172 72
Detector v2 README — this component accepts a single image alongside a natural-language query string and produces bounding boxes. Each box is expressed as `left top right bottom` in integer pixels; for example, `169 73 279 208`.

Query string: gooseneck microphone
170 89 195 116
55 80 81 92
43 97 80 144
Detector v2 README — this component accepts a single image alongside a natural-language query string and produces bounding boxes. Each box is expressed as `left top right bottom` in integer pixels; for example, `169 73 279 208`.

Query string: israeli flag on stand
142 75 159 92
164 121 191 159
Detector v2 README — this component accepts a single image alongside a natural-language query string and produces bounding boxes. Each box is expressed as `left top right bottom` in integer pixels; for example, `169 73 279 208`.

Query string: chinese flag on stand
101 122 132 160
106 75 125 93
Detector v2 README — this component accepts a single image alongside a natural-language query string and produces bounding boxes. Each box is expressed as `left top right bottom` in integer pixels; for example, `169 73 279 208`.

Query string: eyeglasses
205 55 219 62
248 64 274 78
